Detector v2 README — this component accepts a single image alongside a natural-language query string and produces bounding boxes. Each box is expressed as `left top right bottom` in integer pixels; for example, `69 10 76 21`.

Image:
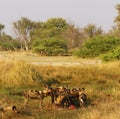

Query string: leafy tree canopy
0 24 4 31
13 17 34 51
30 18 69 41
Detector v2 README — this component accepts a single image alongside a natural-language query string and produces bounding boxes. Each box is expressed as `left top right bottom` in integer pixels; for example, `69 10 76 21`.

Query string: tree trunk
24 40 28 51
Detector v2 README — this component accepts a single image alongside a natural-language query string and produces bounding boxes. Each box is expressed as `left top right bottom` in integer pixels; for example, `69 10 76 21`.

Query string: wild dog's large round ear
82 88 85 91
12 105 16 110
12 105 19 113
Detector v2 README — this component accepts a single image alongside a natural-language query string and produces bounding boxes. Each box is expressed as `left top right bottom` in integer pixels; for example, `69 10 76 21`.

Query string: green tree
44 17 68 30
0 24 4 31
31 37 67 56
0 24 4 36
30 18 68 41
30 21 44 40
13 17 34 51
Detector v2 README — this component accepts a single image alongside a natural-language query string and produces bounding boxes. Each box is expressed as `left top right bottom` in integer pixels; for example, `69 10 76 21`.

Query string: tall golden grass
0 60 120 89
0 60 35 88
0 59 120 118
0 59 119 102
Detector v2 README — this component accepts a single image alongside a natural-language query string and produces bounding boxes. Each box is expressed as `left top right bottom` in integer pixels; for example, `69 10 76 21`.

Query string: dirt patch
30 60 102 66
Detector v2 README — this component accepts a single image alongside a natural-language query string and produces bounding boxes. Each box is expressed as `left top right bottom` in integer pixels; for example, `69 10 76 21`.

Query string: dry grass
0 60 35 88
0 51 120 118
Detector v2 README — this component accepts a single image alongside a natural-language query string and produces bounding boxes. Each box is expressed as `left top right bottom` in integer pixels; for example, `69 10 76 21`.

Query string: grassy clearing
0 51 101 64
0 52 120 118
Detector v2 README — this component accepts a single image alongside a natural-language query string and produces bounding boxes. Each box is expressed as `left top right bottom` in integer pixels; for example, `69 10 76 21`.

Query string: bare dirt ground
30 60 102 66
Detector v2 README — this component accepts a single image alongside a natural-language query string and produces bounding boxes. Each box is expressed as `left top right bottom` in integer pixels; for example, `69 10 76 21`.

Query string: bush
101 46 120 61
31 37 68 55
0 40 21 51
0 34 21 51
75 35 120 58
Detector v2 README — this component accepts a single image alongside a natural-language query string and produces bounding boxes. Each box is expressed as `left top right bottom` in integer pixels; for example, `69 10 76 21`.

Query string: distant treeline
0 4 120 61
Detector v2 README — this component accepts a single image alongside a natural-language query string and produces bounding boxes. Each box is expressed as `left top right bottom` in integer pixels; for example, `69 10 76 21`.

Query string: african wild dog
54 87 87 108
23 87 55 108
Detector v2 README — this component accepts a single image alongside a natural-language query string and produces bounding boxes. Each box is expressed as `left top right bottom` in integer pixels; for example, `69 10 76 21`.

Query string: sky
0 0 120 35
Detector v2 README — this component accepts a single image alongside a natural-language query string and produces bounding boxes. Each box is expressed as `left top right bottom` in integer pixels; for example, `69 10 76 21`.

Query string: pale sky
0 0 120 35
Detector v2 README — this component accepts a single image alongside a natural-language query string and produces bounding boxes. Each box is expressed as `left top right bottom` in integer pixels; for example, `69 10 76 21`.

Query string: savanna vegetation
0 4 120 119
0 4 119 61
0 59 120 119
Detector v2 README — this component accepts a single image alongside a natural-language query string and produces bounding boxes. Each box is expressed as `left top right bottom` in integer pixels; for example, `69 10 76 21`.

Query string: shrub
0 40 21 51
75 35 120 58
101 46 120 61
31 37 68 55
0 33 21 51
